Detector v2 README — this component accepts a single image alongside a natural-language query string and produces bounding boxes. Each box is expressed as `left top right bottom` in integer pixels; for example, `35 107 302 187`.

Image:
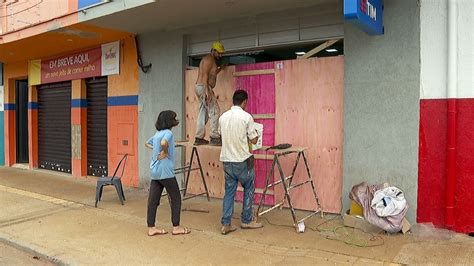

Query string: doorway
15 79 29 164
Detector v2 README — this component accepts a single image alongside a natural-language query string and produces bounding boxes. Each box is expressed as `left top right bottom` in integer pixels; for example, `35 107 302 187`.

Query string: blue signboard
344 0 384 35
78 0 102 9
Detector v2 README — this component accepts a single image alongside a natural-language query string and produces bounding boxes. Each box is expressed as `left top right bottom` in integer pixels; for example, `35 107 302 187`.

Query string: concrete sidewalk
0 167 472 265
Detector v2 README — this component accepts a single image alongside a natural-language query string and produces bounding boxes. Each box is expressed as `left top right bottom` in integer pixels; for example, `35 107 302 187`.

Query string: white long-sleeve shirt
218 106 258 163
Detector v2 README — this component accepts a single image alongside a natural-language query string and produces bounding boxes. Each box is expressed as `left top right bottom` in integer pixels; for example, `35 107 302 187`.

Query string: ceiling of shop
86 0 340 34
0 24 131 63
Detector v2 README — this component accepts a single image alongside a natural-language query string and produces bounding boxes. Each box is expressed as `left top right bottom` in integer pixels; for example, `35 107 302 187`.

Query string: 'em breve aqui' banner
28 41 120 86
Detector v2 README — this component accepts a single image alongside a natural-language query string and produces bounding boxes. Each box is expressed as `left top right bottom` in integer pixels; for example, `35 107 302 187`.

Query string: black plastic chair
95 154 128 207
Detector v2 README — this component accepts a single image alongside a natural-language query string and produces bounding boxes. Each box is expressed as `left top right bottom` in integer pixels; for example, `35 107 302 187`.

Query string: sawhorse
256 147 323 231
162 141 210 201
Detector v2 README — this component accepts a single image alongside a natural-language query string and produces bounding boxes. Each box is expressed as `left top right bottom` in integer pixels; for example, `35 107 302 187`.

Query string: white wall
420 0 474 99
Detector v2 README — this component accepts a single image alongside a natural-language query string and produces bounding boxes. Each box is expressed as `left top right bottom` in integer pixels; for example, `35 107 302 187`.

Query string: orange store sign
28 41 120 86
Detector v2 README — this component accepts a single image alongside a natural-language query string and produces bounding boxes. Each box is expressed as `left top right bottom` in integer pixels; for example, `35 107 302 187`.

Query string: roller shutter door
86 77 108 177
38 82 72 173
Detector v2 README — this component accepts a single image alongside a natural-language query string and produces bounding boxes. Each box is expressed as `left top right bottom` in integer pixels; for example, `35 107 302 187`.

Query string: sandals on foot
148 228 168 236
172 227 191 235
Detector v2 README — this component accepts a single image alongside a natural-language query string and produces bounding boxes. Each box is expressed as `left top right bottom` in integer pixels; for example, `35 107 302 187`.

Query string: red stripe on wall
418 99 474 233
454 99 474 233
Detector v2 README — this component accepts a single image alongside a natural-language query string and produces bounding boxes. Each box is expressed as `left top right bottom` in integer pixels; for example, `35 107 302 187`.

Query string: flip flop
148 229 168 236
172 227 191 235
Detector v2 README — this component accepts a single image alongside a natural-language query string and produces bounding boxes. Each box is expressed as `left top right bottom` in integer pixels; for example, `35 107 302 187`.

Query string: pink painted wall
235 62 276 205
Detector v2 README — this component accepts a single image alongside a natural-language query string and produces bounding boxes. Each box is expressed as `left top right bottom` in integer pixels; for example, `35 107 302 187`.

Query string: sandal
148 228 168 236
172 227 191 235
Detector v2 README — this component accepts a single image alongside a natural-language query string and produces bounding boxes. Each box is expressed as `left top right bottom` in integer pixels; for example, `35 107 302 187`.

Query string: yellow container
349 200 363 216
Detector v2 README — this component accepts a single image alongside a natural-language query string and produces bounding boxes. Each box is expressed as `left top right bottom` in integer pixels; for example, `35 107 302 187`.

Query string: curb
0 236 67 266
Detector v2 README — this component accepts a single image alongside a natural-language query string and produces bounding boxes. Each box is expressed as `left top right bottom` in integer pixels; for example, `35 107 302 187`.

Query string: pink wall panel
235 62 275 115
235 62 276 205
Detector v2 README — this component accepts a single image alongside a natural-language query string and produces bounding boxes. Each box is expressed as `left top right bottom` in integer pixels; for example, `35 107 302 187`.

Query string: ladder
256 147 323 230
161 141 210 201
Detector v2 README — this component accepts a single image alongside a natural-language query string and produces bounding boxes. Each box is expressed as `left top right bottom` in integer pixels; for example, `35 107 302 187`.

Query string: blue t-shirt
147 129 175 180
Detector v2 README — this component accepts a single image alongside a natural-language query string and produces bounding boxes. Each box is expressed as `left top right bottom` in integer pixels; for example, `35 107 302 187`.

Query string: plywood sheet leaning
274 57 344 213
234 62 276 205
184 66 235 198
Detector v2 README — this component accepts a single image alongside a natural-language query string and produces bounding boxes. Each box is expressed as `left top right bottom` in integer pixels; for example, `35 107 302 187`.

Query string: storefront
2 31 140 186
2 0 472 233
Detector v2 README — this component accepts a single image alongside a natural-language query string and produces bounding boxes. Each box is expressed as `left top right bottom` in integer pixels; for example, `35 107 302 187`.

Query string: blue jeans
221 161 255 225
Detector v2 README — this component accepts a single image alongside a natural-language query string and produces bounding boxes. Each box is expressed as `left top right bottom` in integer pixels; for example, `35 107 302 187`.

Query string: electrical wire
261 215 385 248
135 36 152 73
312 216 385 248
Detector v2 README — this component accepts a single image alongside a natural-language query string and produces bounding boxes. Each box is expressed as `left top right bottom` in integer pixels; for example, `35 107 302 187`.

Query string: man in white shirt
218 90 263 235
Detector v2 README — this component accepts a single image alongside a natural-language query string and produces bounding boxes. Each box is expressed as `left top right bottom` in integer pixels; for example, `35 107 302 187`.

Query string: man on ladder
194 41 225 146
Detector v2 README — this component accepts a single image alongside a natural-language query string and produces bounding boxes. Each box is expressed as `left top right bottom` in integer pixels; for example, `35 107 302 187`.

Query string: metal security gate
38 82 72 173
86 77 108 177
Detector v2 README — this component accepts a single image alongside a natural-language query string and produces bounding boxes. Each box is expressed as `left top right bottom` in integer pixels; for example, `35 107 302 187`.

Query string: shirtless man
194 41 225 146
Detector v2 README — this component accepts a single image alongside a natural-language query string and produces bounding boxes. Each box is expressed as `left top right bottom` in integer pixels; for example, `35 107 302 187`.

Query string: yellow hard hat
212 41 225 53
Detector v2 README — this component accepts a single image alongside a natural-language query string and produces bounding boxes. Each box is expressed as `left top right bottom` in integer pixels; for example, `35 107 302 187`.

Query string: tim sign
344 0 384 35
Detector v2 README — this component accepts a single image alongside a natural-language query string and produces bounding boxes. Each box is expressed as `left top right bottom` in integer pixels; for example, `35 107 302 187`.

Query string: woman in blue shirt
145 110 190 236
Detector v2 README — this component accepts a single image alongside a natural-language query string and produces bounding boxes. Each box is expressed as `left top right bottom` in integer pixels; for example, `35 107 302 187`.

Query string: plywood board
184 58 344 212
298 39 340 59
274 57 344 213
233 69 275 77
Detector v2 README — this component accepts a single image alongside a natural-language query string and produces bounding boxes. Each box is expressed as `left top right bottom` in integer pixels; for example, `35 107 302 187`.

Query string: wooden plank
233 69 275 77
298 39 340 59
237 186 274 195
274 57 344 213
254 154 272 160
253 113 275 119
